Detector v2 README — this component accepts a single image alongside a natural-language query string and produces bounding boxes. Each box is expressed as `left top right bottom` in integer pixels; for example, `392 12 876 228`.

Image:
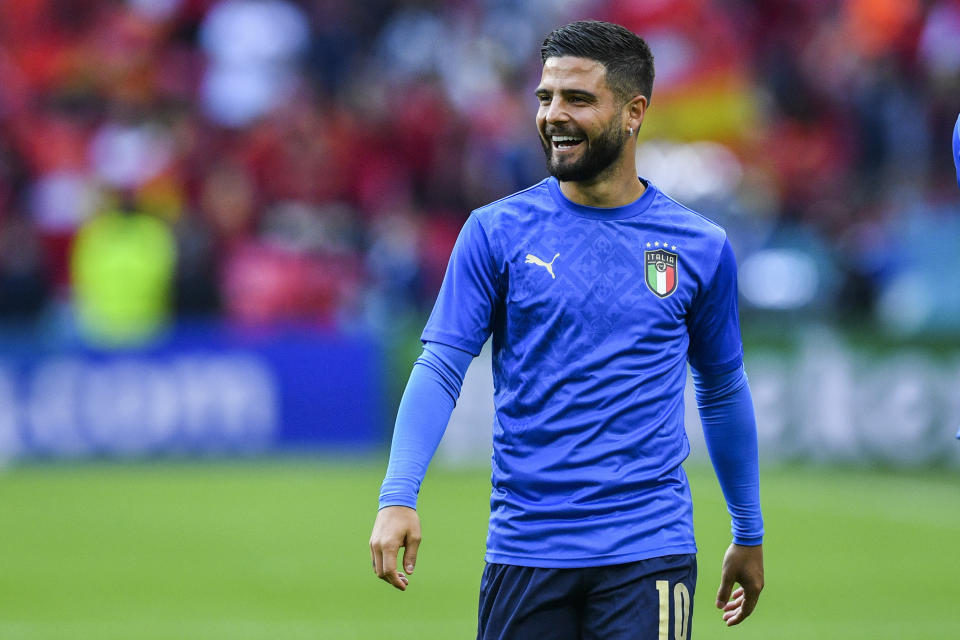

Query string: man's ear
626 94 648 134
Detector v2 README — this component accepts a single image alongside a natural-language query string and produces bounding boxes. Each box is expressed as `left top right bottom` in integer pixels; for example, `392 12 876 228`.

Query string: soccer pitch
0 459 958 639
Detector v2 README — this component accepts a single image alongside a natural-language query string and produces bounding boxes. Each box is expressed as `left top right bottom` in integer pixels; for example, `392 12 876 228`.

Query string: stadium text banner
0 324 384 460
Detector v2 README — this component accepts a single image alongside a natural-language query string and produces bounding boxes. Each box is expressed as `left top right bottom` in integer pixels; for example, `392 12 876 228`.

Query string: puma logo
524 252 559 279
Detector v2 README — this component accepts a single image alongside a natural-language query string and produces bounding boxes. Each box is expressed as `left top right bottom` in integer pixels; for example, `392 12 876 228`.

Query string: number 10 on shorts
656 579 691 640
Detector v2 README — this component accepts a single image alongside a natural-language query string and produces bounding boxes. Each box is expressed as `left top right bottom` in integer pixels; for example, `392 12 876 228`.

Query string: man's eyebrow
535 88 598 100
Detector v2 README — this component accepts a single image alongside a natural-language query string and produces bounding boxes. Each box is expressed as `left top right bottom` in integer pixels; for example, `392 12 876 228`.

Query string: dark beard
541 118 627 183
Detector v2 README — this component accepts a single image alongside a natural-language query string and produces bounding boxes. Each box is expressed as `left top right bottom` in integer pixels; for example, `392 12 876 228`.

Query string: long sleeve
693 364 764 545
377 341 475 510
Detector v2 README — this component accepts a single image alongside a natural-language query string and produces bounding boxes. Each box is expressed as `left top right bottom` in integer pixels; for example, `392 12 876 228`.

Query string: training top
421 177 750 567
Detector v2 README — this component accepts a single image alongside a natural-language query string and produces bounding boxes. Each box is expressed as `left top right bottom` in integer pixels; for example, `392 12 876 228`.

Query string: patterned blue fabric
420 177 755 567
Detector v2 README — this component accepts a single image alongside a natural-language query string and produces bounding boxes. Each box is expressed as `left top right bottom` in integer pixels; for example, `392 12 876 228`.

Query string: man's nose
543 98 569 125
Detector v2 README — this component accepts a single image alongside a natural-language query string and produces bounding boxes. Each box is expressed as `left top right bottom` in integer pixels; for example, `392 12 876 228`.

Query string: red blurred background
1 0 959 340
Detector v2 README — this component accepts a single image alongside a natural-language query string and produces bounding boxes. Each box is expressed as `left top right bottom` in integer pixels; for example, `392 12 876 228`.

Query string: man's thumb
716 575 734 609
402 534 420 574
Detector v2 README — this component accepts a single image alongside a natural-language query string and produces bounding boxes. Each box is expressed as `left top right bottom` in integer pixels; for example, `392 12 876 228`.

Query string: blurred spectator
199 0 311 127
0 214 50 319
220 199 365 326
0 132 49 319
0 0 958 338
70 194 176 346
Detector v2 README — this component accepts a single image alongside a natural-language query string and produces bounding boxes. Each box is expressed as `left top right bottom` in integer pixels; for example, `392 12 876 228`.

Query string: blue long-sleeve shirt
380 177 763 567
380 342 764 548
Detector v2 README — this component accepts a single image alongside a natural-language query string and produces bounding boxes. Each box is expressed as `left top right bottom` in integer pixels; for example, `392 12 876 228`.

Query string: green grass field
1 459 958 639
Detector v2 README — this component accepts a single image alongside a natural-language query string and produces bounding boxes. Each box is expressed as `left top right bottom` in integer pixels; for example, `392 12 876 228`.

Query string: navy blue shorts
477 554 696 640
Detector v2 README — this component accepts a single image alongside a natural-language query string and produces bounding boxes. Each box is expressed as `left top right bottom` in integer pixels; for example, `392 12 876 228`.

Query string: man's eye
537 96 551 105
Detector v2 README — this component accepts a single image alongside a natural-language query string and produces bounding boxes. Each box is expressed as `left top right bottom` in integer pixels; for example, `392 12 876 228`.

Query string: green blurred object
0 460 957 639
70 206 176 347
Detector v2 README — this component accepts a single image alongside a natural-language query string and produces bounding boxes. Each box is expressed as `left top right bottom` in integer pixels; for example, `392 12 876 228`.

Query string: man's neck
557 160 645 208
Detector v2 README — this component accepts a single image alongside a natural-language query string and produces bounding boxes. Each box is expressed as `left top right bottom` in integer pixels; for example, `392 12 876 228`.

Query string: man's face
536 56 628 183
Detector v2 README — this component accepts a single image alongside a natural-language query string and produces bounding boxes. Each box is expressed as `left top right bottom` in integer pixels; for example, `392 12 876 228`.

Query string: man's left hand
715 542 764 626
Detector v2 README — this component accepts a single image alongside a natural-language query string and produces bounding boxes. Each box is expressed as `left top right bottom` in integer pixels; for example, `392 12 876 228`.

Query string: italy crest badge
644 247 678 298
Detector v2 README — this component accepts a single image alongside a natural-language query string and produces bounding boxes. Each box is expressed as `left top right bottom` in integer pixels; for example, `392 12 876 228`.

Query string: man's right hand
369 505 422 591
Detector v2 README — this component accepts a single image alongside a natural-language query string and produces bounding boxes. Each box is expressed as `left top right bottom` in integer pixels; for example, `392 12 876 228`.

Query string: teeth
552 136 581 143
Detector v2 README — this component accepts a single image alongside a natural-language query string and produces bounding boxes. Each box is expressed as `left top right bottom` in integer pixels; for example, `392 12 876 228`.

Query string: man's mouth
550 135 584 152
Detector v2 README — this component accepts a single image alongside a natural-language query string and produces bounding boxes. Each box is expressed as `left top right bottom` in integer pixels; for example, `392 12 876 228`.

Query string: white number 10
655 579 690 640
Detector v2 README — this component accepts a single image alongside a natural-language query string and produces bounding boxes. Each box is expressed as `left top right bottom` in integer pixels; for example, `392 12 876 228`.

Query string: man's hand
369 506 422 591
716 543 764 626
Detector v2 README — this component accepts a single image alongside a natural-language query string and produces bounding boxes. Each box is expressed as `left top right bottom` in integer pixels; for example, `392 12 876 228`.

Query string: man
370 20 764 638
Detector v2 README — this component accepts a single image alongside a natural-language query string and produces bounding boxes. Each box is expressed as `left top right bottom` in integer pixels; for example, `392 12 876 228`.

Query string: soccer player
370 20 764 638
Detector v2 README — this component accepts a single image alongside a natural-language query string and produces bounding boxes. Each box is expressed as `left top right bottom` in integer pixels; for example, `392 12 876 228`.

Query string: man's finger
716 575 735 609
739 584 760 618
379 545 409 590
725 606 747 626
371 542 383 577
402 532 421 574
383 568 408 590
376 543 396 578
723 586 759 626
394 571 409 590
722 593 743 612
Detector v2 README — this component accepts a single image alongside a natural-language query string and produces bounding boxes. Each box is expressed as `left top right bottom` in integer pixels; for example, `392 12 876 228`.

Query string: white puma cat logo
525 252 559 279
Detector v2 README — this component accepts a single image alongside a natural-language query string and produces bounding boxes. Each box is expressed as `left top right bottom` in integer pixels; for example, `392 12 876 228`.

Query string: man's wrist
378 496 418 511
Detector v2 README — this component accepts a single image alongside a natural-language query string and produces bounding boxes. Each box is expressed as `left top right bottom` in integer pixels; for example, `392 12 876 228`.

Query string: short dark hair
540 20 655 105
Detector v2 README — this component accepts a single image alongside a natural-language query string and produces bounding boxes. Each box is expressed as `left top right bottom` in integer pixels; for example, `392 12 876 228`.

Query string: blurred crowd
1 0 959 345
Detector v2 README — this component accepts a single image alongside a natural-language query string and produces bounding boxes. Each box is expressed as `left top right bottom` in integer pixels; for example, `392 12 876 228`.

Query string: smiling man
370 20 765 639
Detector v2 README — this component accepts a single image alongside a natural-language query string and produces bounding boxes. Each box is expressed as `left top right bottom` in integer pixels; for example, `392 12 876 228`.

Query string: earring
628 127 634 137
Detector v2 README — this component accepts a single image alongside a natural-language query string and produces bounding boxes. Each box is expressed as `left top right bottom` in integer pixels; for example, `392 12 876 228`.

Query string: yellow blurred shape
641 71 757 144
71 208 177 348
